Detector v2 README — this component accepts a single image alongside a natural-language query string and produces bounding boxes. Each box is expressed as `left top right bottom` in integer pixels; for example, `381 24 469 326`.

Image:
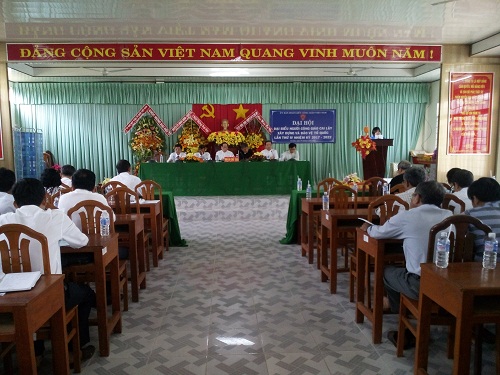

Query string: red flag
192 103 262 133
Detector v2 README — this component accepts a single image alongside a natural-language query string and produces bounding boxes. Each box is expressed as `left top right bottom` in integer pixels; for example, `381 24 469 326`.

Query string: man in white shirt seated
166 144 187 163
448 168 474 213
261 140 279 160
0 178 96 360
280 142 300 161
194 144 212 161
0 167 16 214
110 159 142 192
215 142 234 161
60 164 76 187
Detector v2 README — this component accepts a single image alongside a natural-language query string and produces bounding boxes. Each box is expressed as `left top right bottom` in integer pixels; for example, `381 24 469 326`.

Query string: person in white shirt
194 144 212 161
60 164 75 187
215 142 234 161
280 142 300 161
448 168 474 213
261 140 279 160
0 167 16 214
166 144 187 163
110 159 142 192
0 178 95 357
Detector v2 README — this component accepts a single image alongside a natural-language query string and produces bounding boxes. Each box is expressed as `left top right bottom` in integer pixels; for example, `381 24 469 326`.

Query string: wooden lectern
362 139 393 179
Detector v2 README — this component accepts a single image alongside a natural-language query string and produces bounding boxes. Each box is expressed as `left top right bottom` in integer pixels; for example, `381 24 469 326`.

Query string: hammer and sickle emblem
200 104 215 119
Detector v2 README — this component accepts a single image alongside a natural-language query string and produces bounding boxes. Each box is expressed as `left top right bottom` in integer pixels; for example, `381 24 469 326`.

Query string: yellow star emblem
233 104 249 120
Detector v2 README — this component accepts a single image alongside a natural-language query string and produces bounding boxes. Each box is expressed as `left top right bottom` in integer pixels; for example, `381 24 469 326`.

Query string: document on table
0 271 42 293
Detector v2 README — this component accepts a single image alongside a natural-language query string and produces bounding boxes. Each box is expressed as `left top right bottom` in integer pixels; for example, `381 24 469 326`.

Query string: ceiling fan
324 66 371 76
83 67 132 76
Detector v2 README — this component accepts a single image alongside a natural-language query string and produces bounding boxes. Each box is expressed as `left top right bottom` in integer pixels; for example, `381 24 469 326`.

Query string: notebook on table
0 271 42 293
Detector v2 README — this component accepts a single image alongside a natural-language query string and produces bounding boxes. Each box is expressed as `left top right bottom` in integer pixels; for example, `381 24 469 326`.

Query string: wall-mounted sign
448 72 494 155
7 43 441 63
270 110 336 144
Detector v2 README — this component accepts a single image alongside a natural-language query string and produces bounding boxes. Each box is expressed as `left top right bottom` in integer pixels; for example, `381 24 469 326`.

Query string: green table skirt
280 189 309 244
160 191 186 247
140 161 311 196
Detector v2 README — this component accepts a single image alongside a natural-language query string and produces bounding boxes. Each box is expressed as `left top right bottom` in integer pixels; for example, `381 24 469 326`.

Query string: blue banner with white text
270 110 336 144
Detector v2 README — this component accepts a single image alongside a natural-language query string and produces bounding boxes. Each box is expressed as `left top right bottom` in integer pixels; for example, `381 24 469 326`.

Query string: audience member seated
446 167 462 192
215 142 234 161
280 142 300 161
41 167 62 195
194 144 212 161
447 169 473 213
389 160 412 188
464 177 500 260
60 164 76 187
0 178 96 361
110 159 142 193
261 140 279 160
238 142 254 161
166 144 186 163
0 167 16 214
361 181 451 348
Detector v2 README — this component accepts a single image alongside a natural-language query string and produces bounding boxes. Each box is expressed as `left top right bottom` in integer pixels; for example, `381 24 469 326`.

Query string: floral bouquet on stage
177 120 207 153
343 173 362 187
352 126 377 159
245 132 264 150
248 152 265 162
130 116 166 163
182 153 203 163
207 130 245 146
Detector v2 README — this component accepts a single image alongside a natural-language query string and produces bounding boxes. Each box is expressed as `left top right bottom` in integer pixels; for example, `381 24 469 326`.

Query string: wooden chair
43 191 59 209
349 195 409 302
390 183 406 194
316 178 343 197
361 177 386 197
0 224 81 372
66 200 128 312
101 180 126 196
396 215 492 359
442 193 466 214
135 179 170 256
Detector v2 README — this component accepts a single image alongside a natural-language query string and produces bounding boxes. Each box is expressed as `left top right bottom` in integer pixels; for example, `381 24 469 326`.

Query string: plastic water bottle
435 231 450 268
100 210 110 236
352 184 358 196
297 176 302 191
483 233 498 270
53 196 59 208
306 181 312 200
159 153 164 163
322 192 329 210
383 183 389 195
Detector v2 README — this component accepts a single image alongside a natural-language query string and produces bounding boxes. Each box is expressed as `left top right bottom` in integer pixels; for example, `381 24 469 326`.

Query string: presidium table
139 161 311 196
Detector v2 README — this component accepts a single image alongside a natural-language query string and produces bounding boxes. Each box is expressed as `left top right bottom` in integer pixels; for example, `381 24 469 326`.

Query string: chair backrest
426 215 492 263
361 177 386 197
104 186 140 215
442 193 466 213
66 200 115 235
390 183 406 194
135 179 162 200
59 186 72 195
316 178 342 197
0 224 51 274
102 180 126 194
329 185 357 209
43 192 58 210
367 195 409 224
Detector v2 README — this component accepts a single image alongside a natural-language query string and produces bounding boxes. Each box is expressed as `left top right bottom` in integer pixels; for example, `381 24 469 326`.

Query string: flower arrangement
245 132 264 150
207 130 245 146
182 153 203 163
248 152 265 162
343 173 362 186
177 121 207 153
129 116 166 163
352 126 377 159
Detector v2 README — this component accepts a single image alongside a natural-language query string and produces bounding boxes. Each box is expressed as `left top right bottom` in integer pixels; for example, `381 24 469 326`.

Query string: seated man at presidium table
167 143 187 163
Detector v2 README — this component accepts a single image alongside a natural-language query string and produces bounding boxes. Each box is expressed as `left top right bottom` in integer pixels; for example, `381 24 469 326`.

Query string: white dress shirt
60 176 72 187
0 205 88 275
261 149 279 160
58 189 116 230
215 150 234 161
167 151 187 163
280 150 300 161
110 172 142 192
0 192 15 215
194 152 212 161
449 187 473 213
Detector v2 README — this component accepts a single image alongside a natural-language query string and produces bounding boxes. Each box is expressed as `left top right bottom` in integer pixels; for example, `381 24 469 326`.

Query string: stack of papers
0 271 42 293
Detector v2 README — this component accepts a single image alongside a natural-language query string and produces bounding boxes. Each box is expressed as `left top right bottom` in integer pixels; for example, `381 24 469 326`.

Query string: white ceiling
2 0 500 83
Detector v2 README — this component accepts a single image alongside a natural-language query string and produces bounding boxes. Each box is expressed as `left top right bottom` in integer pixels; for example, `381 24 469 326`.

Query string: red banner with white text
191 104 262 133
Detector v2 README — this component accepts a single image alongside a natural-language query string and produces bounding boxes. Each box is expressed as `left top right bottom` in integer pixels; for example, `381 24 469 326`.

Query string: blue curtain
10 82 429 184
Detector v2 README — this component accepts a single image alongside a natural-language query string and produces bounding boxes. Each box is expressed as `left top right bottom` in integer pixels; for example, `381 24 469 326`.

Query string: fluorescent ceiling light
209 68 249 77
450 75 472 83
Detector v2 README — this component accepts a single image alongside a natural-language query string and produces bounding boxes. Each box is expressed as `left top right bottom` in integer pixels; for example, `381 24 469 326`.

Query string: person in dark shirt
390 160 412 188
238 142 254 160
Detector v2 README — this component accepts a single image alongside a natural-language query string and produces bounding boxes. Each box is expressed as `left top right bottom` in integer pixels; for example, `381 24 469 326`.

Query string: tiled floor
31 196 497 374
